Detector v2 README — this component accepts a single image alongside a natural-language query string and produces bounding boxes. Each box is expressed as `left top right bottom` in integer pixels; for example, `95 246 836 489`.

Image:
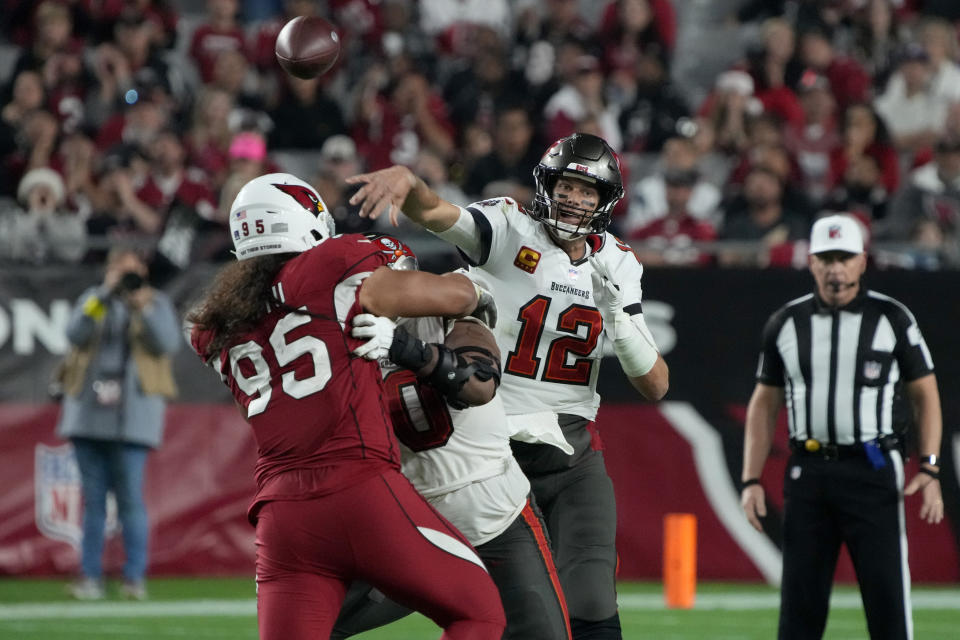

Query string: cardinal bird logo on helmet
273 183 325 216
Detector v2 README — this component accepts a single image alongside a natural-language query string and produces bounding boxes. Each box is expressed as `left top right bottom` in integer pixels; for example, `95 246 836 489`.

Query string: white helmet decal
229 173 335 260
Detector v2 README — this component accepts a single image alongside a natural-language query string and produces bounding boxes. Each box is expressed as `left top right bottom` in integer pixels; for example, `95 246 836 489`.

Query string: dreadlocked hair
187 253 297 358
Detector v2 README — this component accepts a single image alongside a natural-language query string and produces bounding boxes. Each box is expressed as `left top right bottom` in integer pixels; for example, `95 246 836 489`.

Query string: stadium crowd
2 0 960 273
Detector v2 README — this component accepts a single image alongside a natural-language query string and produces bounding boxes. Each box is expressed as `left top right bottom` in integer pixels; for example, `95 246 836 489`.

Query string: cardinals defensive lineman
186 174 504 640
331 235 571 640
347 134 669 640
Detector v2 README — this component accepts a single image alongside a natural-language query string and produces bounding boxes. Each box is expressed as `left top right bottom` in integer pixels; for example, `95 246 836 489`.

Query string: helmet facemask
532 171 618 240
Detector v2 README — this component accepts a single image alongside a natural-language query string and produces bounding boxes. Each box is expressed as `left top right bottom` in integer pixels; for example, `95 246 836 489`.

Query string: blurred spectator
1 71 47 194
210 49 268 117
185 88 235 187
189 0 248 84
850 0 905 90
137 129 220 273
829 103 899 196
784 70 840 204
268 74 346 150
84 0 180 50
352 70 455 170
618 49 689 153
878 135 960 266
720 166 809 266
10 2 83 81
699 70 762 155
56 130 105 220
623 135 721 233
515 0 593 50
442 28 526 134
629 166 717 267
0 167 86 263
544 54 623 150
597 0 676 71
797 27 871 111
742 19 806 127
419 0 511 53
309 134 374 235
874 43 949 152
824 153 889 224
414 147 469 212
217 130 281 216
94 88 171 151
463 104 540 201
56 246 179 601
6 109 61 188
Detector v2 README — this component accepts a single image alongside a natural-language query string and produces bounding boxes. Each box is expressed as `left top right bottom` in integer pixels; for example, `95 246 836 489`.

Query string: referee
740 214 944 640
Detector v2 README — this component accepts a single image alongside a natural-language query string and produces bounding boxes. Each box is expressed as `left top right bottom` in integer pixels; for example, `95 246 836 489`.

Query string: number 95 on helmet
229 173 336 260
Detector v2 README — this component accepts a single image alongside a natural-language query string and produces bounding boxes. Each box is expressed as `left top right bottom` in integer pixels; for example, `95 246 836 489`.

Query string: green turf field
0 577 957 639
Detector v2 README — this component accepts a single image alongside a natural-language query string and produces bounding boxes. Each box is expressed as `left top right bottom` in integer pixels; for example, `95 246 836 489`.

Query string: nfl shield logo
828 224 842 239
863 360 882 380
568 268 579 281
35 443 118 549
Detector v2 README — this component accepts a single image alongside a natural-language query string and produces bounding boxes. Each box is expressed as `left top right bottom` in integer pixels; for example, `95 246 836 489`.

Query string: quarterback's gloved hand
589 256 623 331
351 313 396 360
588 255 659 378
470 282 498 329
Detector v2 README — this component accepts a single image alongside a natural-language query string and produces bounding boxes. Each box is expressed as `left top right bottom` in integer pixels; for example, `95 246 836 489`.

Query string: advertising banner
1 265 957 581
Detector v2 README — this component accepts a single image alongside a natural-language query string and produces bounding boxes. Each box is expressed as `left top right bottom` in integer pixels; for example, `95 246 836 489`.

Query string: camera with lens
115 271 145 293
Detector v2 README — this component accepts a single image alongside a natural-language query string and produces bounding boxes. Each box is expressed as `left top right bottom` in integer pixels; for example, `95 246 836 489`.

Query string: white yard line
1 591 958 620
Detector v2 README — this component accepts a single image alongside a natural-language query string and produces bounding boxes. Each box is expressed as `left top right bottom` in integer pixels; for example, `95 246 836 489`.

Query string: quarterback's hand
904 470 944 524
346 166 416 225
351 313 396 360
589 255 622 331
741 485 767 532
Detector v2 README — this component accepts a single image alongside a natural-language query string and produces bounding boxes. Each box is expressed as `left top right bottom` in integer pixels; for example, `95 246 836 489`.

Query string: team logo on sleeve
514 246 542 273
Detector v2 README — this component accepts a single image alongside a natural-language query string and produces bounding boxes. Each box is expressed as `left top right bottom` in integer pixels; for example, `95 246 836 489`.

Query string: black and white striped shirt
756 289 935 445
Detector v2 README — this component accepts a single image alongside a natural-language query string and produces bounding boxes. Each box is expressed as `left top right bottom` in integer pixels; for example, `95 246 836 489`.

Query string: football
275 16 341 79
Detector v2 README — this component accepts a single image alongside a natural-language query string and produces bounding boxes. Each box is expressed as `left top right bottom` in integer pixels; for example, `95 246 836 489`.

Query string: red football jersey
191 235 398 522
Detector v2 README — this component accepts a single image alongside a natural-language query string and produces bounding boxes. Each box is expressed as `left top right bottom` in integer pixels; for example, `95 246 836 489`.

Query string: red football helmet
364 233 419 271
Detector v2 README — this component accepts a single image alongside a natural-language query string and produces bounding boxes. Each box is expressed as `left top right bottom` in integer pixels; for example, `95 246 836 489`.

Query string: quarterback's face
551 176 599 226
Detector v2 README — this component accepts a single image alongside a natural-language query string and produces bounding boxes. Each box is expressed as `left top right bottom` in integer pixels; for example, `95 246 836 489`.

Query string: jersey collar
813 285 868 313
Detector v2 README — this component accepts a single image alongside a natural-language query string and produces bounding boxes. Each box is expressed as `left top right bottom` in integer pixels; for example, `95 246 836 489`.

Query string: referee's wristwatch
919 454 939 467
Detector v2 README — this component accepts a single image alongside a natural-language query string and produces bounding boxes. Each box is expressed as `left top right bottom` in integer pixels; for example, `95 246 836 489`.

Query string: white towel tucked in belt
507 411 573 455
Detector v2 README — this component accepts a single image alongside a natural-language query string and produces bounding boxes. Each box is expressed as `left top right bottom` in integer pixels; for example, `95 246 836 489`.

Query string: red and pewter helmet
364 233 419 271
531 133 624 240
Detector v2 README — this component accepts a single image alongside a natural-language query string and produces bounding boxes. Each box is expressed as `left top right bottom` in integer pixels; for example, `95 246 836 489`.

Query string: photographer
55 247 179 601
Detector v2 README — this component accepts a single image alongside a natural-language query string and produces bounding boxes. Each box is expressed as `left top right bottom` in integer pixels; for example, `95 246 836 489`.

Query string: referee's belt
789 436 901 461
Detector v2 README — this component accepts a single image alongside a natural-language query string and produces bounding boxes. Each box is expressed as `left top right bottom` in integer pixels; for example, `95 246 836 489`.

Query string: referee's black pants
779 450 912 640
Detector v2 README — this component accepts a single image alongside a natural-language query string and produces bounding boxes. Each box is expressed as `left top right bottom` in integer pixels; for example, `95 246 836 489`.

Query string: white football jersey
456 197 647 420
381 315 529 546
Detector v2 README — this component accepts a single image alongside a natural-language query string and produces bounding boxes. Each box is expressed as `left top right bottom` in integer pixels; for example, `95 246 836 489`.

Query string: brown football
275 16 341 79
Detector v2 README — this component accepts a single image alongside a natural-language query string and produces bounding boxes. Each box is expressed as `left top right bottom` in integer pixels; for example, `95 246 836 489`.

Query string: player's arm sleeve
889 304 935 381
756 311 787 387
433 199 511 267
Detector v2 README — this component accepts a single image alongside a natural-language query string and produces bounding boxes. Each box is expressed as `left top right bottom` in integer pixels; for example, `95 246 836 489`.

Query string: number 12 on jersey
505 295 603 386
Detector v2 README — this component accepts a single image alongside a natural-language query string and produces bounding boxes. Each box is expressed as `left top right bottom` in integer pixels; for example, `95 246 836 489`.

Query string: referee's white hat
809 214 864 255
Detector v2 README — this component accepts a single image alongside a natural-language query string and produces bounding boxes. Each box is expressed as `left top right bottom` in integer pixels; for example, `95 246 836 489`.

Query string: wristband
919 467 940 481
612 311 658 377
742 478 761 488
